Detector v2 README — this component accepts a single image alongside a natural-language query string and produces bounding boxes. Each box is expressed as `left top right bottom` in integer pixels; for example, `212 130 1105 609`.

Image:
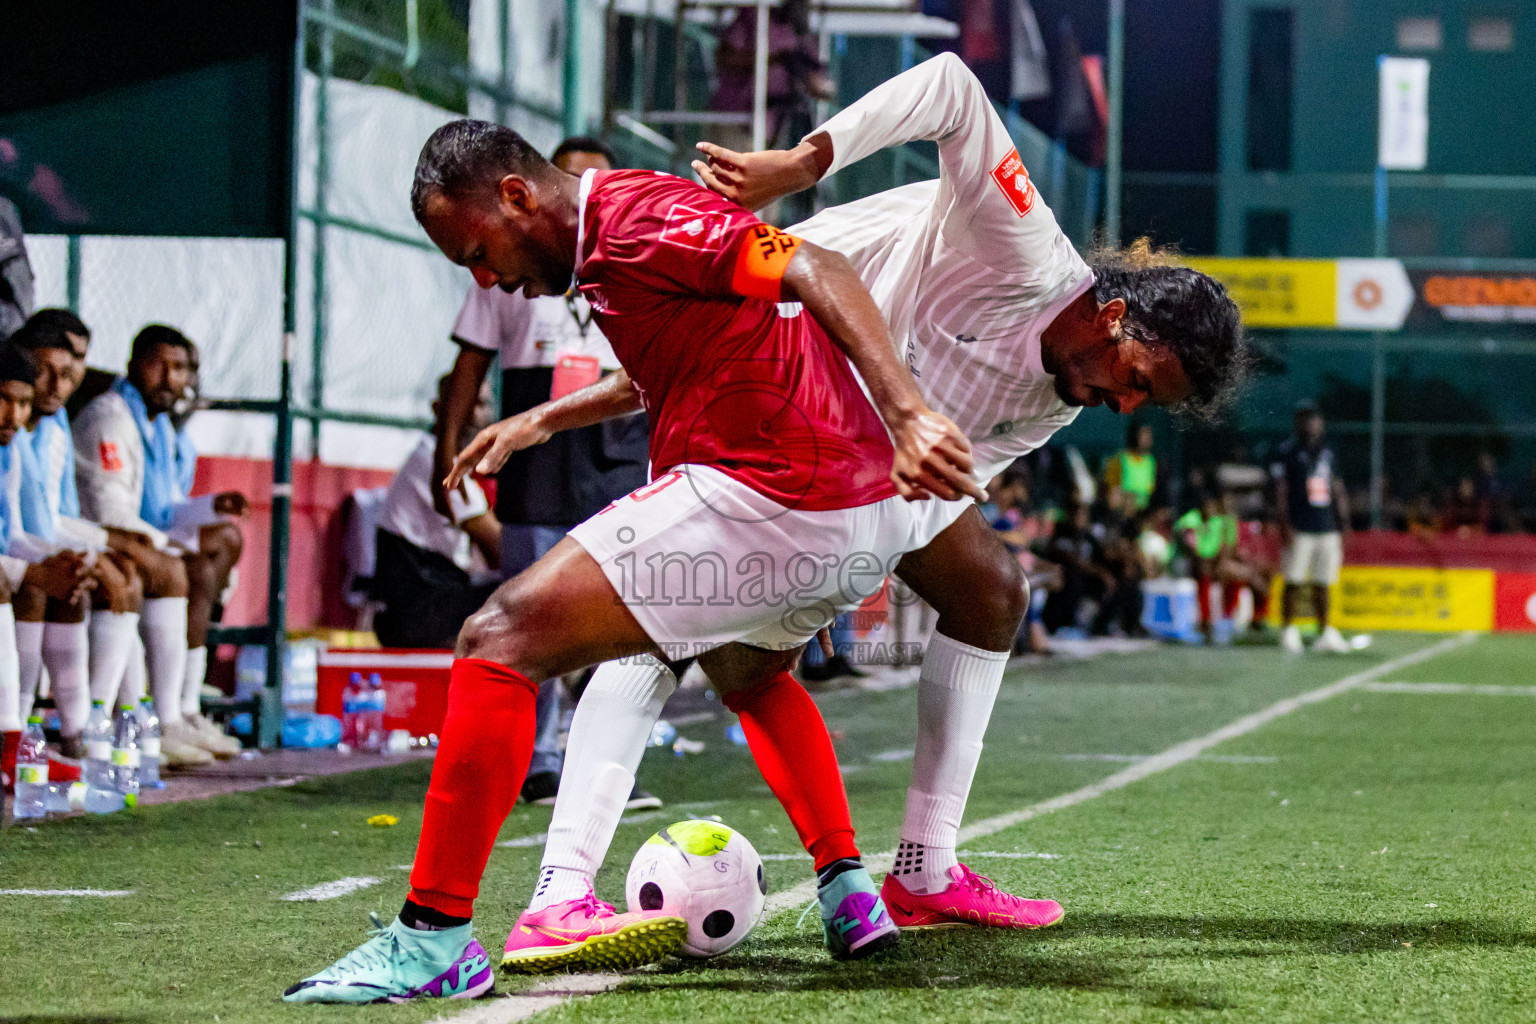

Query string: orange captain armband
730 224 803 301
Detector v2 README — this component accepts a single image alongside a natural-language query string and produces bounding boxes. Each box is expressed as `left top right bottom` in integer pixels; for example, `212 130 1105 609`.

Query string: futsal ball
626 819 767 957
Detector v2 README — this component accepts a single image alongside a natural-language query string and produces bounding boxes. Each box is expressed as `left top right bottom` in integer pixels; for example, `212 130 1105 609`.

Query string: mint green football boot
283 914 494 1004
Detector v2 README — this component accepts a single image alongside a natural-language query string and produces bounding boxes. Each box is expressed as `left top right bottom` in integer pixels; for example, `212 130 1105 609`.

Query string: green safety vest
1115 451 1156 508
1176 510 1237 559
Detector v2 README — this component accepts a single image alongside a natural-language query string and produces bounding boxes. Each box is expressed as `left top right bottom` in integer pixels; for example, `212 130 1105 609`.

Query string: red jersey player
285 122 979 1003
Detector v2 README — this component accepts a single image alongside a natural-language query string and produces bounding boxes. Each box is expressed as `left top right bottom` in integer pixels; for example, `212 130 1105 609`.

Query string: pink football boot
880 865 1065 930
501 890 685 974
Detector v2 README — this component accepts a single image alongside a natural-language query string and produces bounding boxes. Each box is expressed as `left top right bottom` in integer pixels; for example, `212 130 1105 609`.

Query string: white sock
15 620 44 722
89 611 141 705
182 645 208 719
140 597 188 726
42 621 90 737
892 632 1008 895
0 605 20 732
530 656 676 912
118 635 148 707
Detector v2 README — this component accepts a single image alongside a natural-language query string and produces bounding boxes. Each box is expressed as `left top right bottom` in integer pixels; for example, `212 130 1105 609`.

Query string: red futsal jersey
574 169 897 512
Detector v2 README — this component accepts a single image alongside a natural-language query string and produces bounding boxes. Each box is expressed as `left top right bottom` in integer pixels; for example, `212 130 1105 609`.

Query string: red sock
1222 583 1243 618
407 658 540 918
722 672 859 870
1196 577 1214 625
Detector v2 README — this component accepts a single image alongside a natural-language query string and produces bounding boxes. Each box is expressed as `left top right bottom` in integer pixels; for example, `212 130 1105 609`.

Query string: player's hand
24 552 95 603
213 491 249 517
890 409 985 503
444 412 553 493
692 141 819 213
815 627 835 660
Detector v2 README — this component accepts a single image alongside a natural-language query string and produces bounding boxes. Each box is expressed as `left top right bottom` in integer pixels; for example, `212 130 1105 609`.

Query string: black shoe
520 770 560 805
625 785 662 811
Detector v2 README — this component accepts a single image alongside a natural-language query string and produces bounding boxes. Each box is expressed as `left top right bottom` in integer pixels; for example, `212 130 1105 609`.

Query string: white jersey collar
571 168 597 287
1025 272 1095 380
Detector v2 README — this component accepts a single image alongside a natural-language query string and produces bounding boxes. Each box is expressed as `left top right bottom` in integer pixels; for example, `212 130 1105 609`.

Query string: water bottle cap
25 715 41 724
350 672 362 682
92 699 105 707
120 704 134 712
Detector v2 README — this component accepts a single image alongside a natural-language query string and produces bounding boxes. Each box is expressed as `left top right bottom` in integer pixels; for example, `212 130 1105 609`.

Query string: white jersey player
460 53 1245 961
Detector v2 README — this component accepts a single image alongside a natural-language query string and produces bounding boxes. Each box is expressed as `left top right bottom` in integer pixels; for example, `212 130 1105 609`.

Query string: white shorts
1284 531 1343 586
567 464 957 655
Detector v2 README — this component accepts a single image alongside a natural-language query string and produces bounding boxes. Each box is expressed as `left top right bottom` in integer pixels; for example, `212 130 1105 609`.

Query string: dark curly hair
1088 240 1248 421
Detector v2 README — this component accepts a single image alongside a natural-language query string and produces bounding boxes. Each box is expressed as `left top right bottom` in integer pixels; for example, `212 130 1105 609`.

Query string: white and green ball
625 819 767 957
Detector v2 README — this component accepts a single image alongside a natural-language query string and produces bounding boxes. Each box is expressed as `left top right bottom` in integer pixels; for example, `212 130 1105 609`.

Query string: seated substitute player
284 118 981 1003
0 344 100 790
454 53 1245 963
73 325 245 760
7 312 151 767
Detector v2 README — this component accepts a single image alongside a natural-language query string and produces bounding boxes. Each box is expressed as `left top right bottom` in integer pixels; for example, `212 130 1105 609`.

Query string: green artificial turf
4 631 1534 1022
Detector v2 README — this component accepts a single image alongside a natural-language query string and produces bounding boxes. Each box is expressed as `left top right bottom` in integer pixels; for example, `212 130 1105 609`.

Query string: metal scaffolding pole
1104 0 1124 244
751 0 769 150
262 0 306 749
564 0 583 136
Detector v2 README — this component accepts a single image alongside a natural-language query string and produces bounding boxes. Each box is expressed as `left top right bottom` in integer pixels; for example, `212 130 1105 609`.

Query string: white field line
763 631 1477 916
435 973 623 1024
957 851 1061 860
452 630 1476 1023
1362 681 1536 696
280 876 383 902
0 888 135 897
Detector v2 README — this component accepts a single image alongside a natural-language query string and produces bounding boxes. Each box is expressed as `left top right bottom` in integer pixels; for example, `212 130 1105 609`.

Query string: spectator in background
1042 499 1137 636
1471 452 1512 533
431 136 655 809
984 466 1056 654
374 375 501 648
1216 442 1269 520
710 0 834 149
0 196 33 341
1441 476 1487 536
1135 505 1174 578
1272 403 1351 654
1102 422 1156 511
1176 490 1269 642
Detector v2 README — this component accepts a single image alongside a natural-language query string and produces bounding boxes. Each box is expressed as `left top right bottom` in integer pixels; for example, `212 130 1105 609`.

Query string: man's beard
1053 374 1084 407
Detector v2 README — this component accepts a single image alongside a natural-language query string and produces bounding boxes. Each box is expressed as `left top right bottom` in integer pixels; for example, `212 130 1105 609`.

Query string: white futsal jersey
789 53 1092 483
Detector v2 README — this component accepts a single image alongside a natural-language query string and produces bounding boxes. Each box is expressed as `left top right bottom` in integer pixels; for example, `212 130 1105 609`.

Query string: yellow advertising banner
1268 566 1494 632
1186 258 1338 328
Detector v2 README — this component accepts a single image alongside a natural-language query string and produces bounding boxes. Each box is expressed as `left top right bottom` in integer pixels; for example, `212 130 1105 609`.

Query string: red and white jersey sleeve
576 169 896 512
791 53 1092 483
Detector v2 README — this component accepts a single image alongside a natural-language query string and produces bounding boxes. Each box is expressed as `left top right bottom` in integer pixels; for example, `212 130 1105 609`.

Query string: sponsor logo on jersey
990 149 1037 217
99 441 123 472
660 204 731 251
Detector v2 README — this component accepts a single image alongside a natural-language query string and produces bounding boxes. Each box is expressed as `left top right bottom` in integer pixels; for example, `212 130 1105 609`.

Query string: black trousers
371 528 500 649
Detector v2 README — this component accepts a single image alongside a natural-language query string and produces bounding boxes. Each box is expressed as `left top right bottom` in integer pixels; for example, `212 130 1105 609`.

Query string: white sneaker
1280 624 1304 654
160 722 215 768
1312 625 1352 654
186 713 242 758
164 719 226 761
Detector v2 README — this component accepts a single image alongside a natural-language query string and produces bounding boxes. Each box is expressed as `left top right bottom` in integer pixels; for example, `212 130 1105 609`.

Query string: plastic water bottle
361 673 387 753
340 671 364 751
13 716 49 820
84 700 113 791
138 697 164 789
44 781 88 814
110 704 141 800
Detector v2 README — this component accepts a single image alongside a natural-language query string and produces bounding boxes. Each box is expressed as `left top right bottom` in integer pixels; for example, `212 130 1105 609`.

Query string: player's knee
207 521 244 565
105 565 144 614
975 555 1028 633
12 584 46 621
455 585 534 671
141 550 190 599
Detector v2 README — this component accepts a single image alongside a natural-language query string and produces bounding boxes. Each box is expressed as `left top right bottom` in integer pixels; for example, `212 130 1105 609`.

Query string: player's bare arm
432 344 494 515
692 133 833 213
780 241 982 503
444 367 642 491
